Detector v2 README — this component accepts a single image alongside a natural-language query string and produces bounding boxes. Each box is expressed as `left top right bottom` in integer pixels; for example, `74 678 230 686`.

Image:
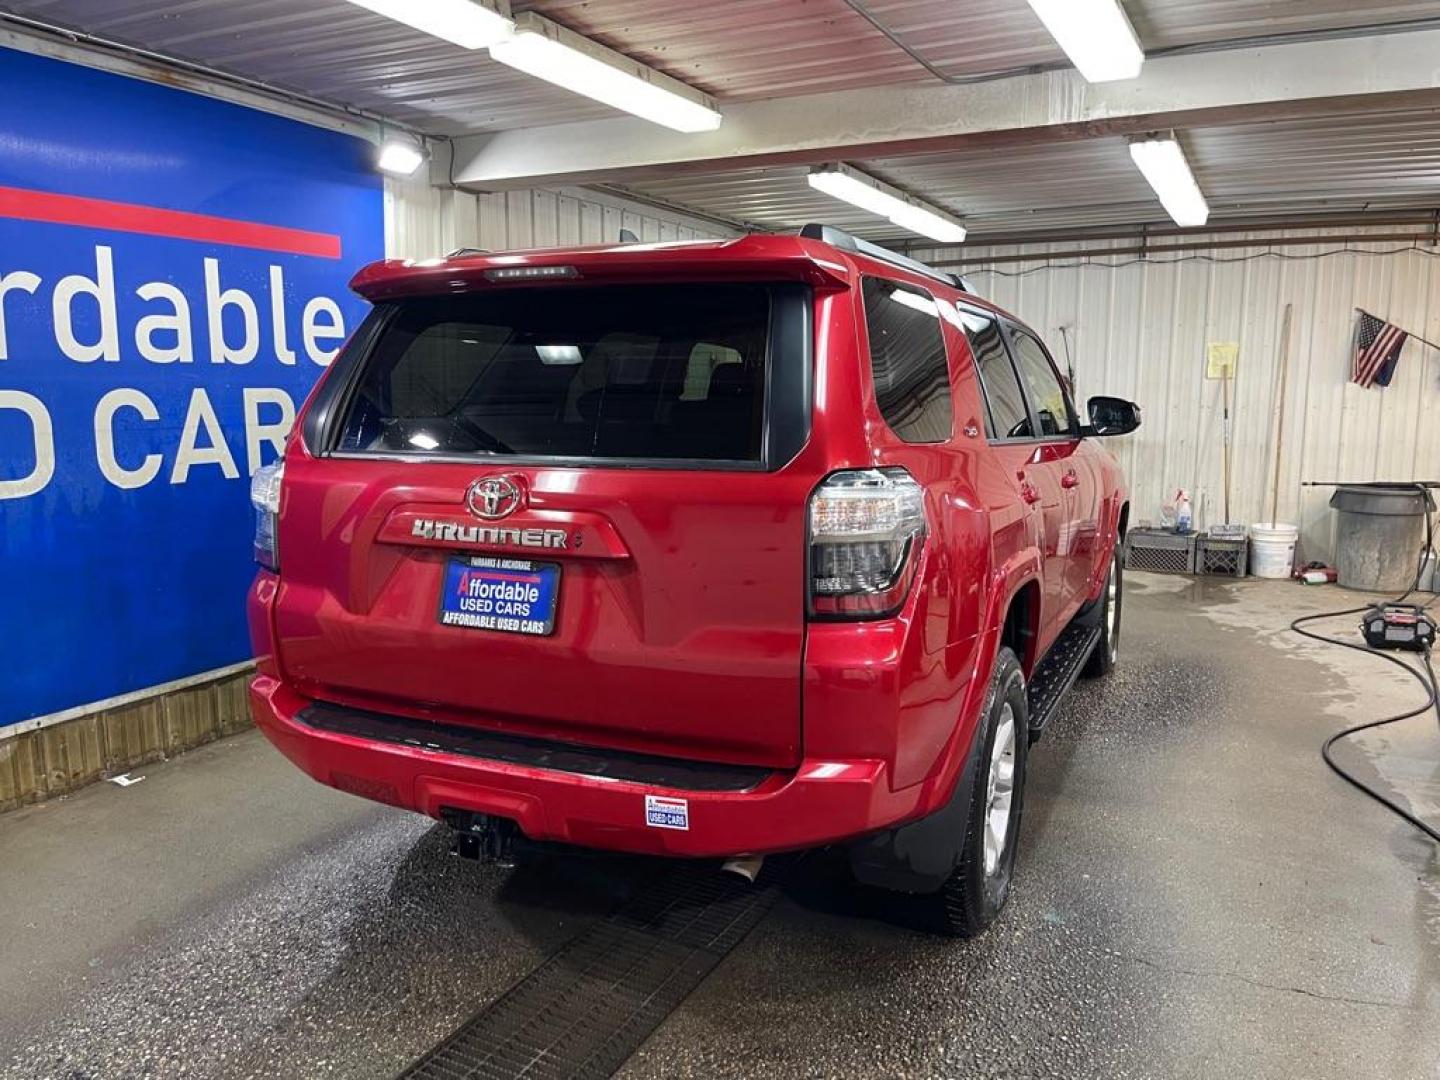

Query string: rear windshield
336 284 770 462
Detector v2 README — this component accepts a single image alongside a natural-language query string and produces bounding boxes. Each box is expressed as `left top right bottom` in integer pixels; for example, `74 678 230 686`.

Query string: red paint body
248 234 1127 857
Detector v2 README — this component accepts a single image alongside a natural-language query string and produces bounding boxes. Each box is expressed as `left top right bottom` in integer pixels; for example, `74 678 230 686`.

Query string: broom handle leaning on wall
1222 370 1231 524
1270 303 1294 526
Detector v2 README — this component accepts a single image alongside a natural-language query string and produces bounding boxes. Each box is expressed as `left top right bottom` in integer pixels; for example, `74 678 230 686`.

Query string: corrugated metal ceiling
2 0 620 132
616 107 1440 240
6 0 1440 238
1130 0 1440 44
6 0 1440 133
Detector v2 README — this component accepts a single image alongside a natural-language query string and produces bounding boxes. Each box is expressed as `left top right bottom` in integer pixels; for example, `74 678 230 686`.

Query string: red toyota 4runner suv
247 225 1138 936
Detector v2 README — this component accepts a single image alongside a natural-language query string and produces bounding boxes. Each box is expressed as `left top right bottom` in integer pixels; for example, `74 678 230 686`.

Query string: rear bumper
249 675 924 857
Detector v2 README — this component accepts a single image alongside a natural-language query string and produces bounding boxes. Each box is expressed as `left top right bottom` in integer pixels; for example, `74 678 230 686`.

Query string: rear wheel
1082 543 1122 678
929 646 1029 938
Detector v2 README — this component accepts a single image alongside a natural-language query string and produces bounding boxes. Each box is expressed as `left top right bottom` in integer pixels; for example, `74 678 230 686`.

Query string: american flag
1352 310 1408 389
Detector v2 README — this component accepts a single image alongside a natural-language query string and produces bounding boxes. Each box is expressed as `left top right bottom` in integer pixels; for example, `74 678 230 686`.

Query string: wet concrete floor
2 575 1438 1079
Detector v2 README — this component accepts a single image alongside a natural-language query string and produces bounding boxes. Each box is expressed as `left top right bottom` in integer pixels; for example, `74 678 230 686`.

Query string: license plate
438 556 560 636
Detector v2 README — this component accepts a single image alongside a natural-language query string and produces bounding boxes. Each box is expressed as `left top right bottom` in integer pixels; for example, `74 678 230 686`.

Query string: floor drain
397 860 784 1080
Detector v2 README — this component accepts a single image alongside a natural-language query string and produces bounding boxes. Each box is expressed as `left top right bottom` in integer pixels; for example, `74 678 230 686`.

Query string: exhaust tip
720 855 764 883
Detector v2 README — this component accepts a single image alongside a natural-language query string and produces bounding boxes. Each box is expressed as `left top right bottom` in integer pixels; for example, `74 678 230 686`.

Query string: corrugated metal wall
385 173 728 261
386 180 1438 564
918 230 1440 561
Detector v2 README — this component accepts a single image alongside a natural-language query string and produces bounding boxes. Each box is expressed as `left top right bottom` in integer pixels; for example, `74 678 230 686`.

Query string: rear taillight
250 461 284 572
808 468 926 619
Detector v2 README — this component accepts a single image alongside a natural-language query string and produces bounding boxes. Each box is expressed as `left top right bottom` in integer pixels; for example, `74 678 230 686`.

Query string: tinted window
1009 328 1073 437
861 277 953 444
962 310 1030 439
336 284 769 462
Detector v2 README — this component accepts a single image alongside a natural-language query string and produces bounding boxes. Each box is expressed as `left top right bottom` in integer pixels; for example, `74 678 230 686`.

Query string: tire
929 645 1029 938
1081 542 1123 679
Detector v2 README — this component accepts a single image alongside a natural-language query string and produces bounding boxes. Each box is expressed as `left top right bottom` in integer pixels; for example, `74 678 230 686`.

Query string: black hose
1291 608 1440 843
1287 480 1440 842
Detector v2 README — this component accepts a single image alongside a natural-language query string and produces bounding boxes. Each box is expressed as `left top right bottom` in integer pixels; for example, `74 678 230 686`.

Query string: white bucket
1250 522 1299 579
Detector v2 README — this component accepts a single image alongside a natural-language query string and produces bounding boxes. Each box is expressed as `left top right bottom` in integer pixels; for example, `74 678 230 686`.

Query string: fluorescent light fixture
489 13 722 133
887 202 967 245
1128 132 1209 227
376 138 426 176
807 168 898 219
1025 0 1144 82
408 432 440 450
345 0 513 49
807 165 967 244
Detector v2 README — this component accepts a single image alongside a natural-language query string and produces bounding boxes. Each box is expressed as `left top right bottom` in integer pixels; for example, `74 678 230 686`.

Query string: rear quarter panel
805 269 1006 798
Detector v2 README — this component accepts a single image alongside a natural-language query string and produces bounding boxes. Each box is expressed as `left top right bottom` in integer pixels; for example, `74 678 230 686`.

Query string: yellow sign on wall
1206 342 1239 379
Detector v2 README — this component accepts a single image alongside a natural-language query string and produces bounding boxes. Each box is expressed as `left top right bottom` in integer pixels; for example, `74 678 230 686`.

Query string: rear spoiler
349 235 854 301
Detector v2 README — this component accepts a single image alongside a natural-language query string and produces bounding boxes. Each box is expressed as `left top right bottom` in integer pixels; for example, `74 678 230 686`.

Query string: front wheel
929 645 1029 937
1082 542 1123 678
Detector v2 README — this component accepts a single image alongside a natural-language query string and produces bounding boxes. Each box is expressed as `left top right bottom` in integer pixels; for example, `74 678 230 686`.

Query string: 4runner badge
410 519 568 550
466 476 523 520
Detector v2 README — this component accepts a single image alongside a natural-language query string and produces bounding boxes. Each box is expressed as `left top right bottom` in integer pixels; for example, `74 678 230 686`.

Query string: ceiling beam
451 29 1440 190
898 210 1440 251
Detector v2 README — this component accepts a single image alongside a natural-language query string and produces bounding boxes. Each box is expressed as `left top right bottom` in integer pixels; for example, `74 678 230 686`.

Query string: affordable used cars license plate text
438 556 560 636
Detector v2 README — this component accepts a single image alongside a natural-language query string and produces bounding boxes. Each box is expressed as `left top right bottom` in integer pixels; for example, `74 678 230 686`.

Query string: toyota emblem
465 476 524 520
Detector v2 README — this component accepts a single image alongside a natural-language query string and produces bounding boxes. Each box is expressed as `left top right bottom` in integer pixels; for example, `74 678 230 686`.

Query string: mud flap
1075 579 1106 627
846 718 985 894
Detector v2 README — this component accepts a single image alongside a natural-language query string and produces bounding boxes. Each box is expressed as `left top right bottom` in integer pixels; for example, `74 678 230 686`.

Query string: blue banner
0 47 384 729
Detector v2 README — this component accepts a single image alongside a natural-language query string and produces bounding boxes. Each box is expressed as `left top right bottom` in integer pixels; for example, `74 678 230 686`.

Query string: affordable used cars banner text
0 47 384 729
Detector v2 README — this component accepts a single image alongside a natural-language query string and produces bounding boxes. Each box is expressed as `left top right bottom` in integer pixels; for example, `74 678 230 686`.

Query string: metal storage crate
1124 528 1197 575
1197 533 1247 577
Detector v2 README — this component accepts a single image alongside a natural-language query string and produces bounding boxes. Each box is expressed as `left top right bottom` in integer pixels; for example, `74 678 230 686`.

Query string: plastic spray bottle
1174 489 1193 535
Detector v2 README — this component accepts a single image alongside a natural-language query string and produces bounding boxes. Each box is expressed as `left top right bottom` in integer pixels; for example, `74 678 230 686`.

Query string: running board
1026 623 1102 739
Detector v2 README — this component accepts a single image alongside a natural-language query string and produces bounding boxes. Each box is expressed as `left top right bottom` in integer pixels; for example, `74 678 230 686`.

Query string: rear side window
335 284 769 462
962 311 1030 439
861 277 953 444
1008 328 1073 437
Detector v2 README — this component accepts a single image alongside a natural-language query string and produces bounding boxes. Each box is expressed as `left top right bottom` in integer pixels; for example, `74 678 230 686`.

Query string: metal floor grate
397 861 784 1080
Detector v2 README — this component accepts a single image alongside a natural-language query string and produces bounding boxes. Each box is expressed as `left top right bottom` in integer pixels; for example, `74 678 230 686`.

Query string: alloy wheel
983 703 1017 876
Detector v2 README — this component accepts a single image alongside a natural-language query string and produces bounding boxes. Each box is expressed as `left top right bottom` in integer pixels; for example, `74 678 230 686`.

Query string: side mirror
1083 395 1141 437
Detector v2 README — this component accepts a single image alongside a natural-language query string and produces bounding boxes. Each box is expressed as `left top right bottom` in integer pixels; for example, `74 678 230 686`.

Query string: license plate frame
437 555 561 637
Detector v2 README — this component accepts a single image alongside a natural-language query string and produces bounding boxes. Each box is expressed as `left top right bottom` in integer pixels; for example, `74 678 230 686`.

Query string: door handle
1061 469 1080 489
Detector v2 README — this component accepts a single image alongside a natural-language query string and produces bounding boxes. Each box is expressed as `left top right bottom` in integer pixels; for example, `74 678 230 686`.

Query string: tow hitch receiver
444 809 521 868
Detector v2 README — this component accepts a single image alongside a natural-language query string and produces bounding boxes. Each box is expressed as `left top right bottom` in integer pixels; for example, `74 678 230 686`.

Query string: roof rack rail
797 224 975 295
